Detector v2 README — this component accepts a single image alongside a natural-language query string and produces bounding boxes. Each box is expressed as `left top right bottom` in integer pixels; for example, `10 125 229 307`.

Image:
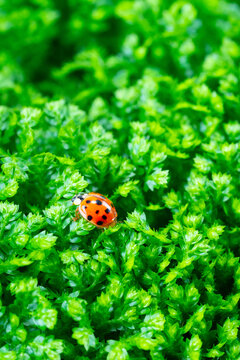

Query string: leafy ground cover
0 0 240 359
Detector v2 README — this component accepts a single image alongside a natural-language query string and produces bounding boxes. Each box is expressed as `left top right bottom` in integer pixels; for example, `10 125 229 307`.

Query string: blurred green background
1 0 239 108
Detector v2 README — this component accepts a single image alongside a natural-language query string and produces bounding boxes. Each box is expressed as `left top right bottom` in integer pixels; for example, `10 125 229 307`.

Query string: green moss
0 0 240 359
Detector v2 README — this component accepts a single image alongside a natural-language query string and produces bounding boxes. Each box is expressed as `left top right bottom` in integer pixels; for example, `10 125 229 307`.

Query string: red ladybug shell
75 192 117 228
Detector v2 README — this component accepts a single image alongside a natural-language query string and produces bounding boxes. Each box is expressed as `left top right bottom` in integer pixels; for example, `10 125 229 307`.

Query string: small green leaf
72 327 96 350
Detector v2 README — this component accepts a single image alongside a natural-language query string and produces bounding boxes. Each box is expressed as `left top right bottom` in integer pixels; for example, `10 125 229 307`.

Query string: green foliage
0 0 240 359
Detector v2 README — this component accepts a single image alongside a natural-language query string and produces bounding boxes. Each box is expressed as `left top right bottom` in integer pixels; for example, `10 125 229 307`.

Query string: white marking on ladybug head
73 198 81 205
72 194 86 205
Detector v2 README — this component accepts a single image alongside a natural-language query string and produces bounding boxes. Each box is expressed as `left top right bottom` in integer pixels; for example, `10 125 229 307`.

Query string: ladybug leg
73 207 81 221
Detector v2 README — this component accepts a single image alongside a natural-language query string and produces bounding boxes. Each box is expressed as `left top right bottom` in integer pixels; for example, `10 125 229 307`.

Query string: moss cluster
0 0 240 359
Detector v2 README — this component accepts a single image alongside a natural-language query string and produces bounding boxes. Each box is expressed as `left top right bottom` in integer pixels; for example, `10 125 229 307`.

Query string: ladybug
72 192 117 228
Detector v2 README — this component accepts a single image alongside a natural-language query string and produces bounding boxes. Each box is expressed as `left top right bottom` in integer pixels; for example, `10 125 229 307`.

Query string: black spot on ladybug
105 208 110 214
86 200 91 203
96 200 102 205
102 215 107 220
95 210 99 214
97 221 103 226
87 215 93 221
84 206 87 209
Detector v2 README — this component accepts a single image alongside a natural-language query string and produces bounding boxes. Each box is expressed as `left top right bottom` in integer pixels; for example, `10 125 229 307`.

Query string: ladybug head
71 193 86 205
